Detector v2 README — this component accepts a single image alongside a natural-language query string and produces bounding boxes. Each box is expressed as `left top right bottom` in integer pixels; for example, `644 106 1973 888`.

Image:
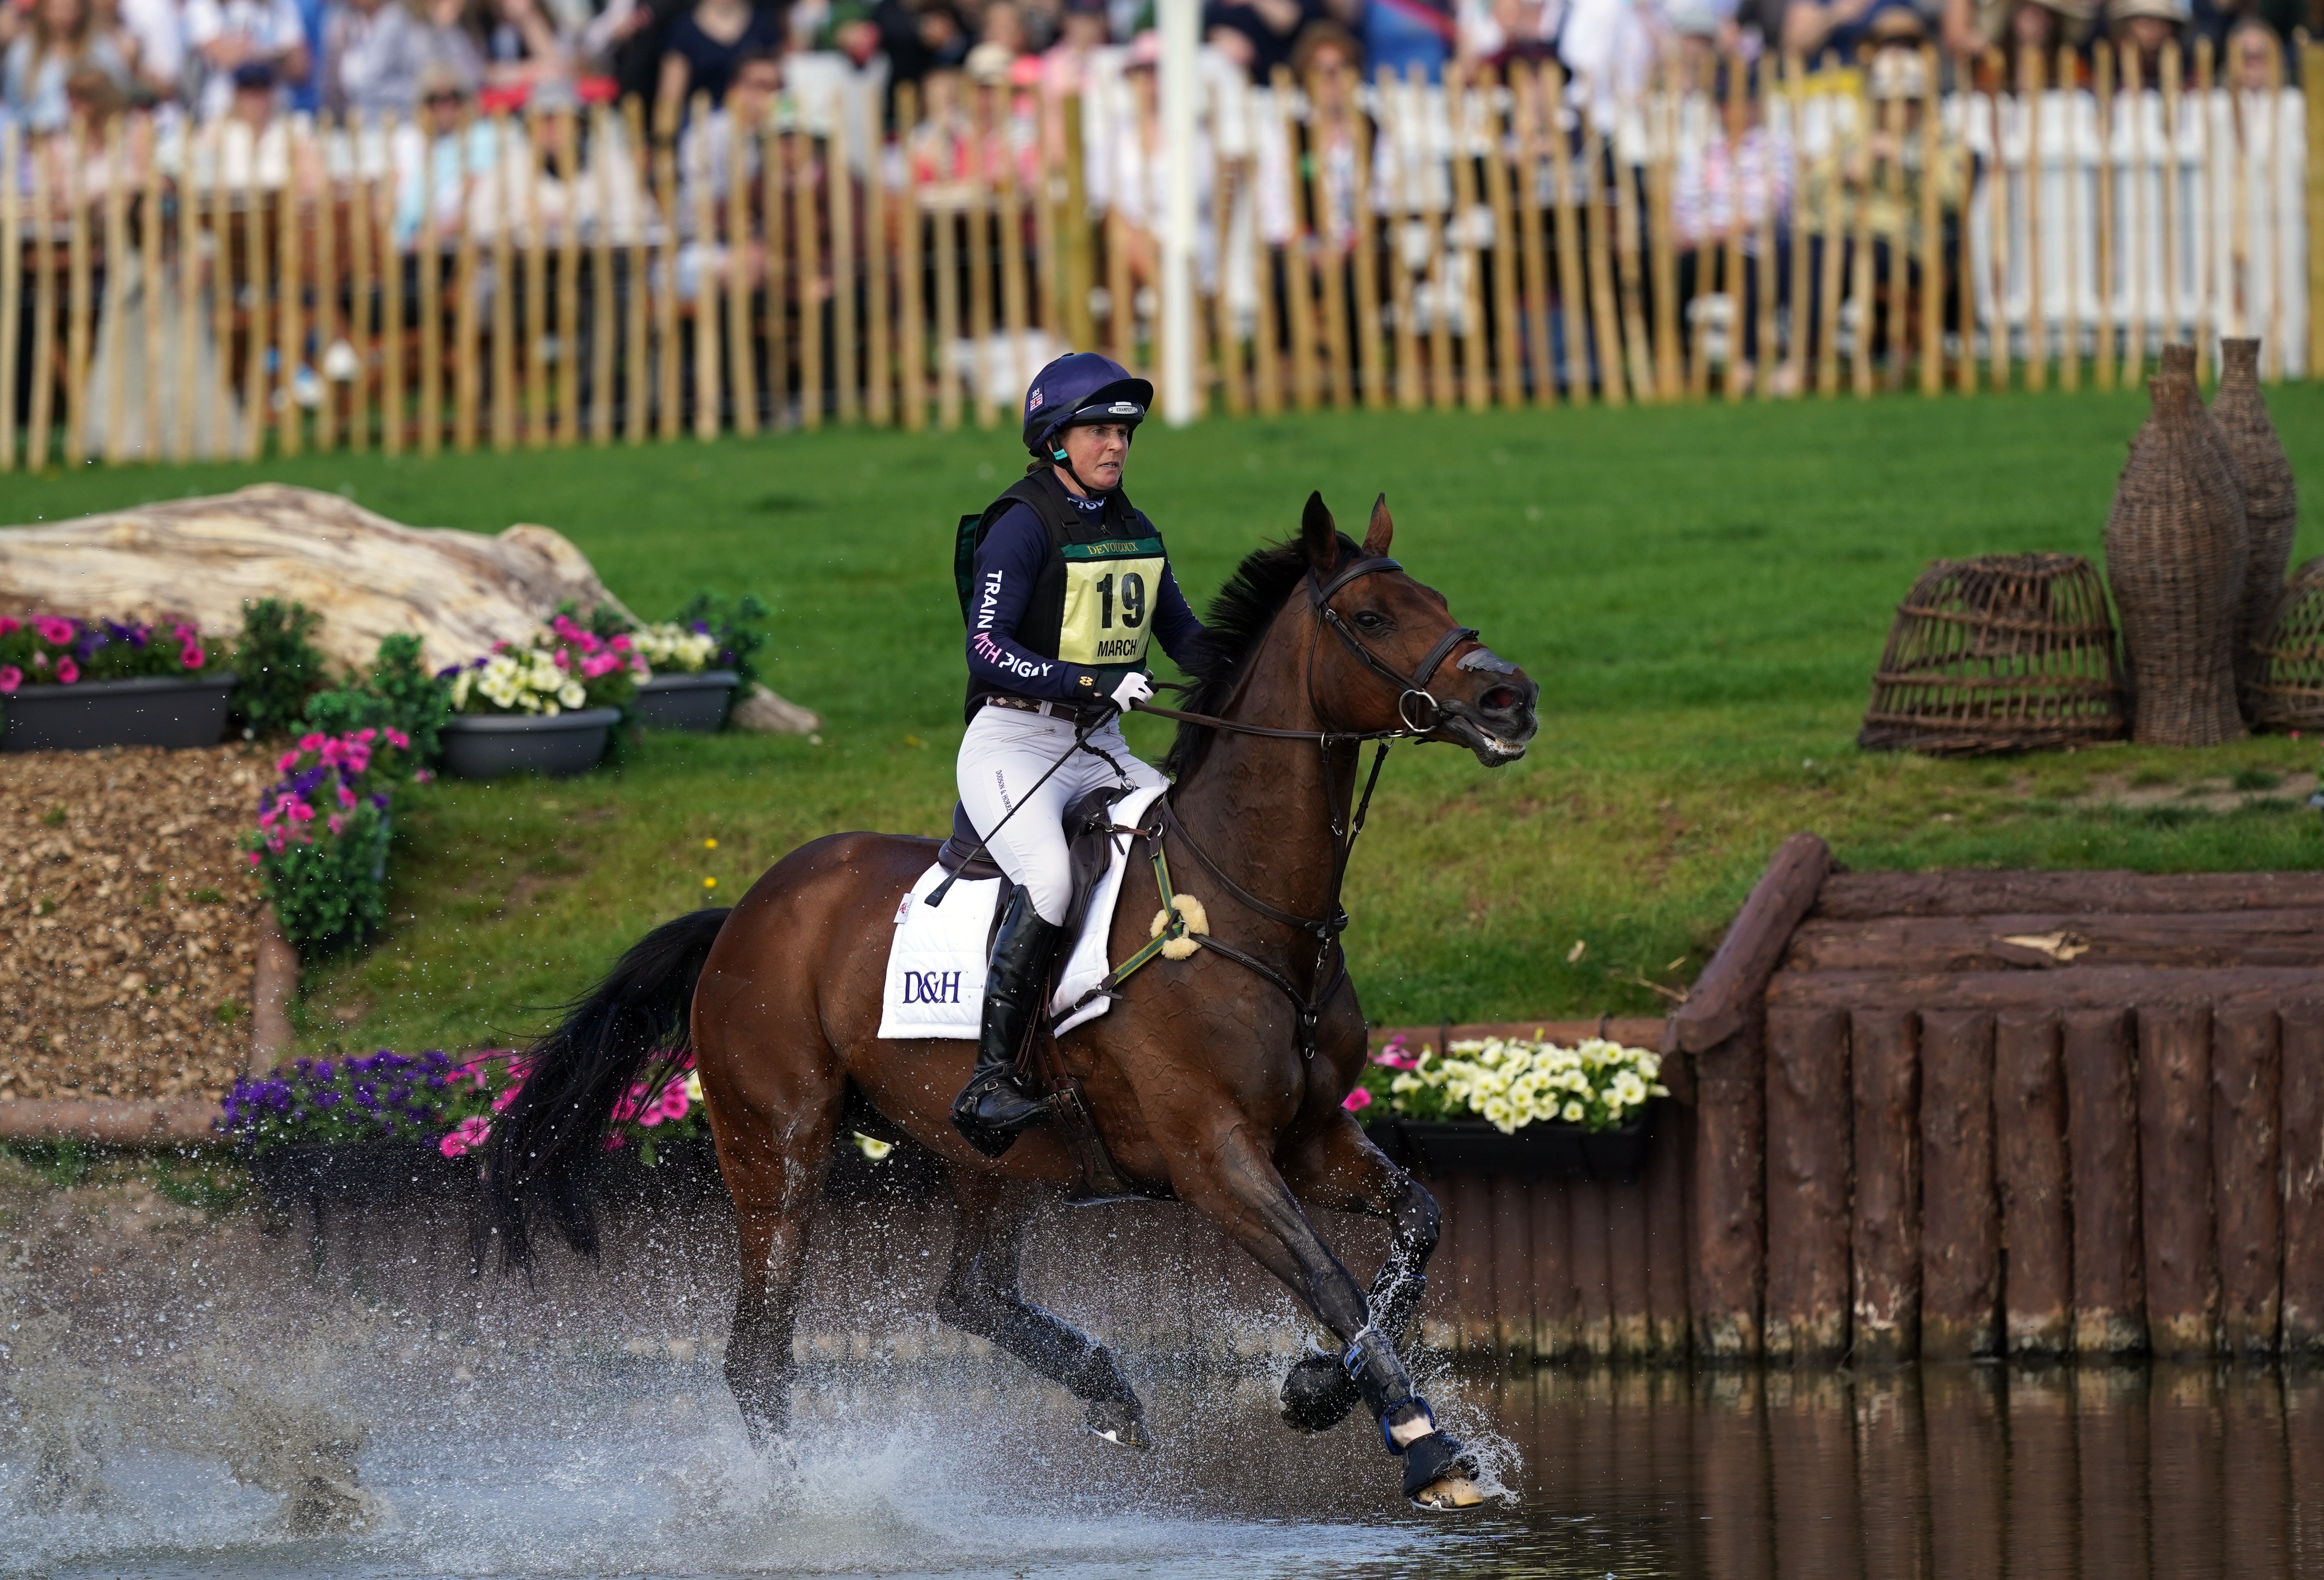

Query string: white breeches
956 706 1167 926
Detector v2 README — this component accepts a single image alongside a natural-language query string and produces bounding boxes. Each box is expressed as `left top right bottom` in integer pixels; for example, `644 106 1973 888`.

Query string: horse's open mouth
1437 701 1535 765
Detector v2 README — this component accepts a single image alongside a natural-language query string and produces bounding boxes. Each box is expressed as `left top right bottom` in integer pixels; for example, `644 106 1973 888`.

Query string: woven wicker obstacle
1859 554 2128 755
2104 373 2249 747
2249 558 2324 732
2211 339 2301 716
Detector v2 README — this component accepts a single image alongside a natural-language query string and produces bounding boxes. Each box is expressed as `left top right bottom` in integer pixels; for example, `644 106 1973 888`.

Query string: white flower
1562 1100 1586 1123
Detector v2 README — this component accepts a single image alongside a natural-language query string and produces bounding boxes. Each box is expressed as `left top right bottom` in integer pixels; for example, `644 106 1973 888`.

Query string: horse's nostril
1481 686 1520 713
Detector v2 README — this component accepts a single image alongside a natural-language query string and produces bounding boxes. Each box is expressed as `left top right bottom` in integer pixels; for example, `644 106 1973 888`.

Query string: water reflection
1479 1361 2322 1579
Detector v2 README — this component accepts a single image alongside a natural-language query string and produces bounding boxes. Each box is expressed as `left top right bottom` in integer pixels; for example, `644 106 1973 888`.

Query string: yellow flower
703 877 717 888
704 838 718 849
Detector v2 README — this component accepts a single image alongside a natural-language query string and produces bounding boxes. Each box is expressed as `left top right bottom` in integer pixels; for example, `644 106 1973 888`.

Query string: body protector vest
956 470 1169 711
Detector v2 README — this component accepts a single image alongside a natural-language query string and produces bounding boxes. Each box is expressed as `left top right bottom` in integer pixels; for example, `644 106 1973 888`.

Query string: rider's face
1058 422 1131 492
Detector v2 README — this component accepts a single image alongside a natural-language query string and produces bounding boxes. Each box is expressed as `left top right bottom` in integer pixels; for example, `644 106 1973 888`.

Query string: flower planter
0 672 238 752
440 706 622 779
1368 1112 1655 1186
634 669 740 733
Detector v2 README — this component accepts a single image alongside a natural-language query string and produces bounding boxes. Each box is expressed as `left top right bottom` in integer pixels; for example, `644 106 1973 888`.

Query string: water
4 1162 2319 1577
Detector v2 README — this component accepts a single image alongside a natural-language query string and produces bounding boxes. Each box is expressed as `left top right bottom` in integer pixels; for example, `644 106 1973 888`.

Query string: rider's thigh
958 708 1079 925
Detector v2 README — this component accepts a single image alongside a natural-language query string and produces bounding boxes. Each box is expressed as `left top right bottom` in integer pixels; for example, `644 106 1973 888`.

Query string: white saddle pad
876 783 1166 1041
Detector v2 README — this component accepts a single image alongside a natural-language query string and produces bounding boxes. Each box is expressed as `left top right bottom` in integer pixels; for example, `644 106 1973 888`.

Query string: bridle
1118 553 1482 1060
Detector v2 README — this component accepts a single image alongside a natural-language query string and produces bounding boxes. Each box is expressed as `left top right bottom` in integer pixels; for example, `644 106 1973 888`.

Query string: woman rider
949 352 1209 1158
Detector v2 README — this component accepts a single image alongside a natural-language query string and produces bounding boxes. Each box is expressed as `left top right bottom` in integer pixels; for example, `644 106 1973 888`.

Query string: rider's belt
985 696 1112 725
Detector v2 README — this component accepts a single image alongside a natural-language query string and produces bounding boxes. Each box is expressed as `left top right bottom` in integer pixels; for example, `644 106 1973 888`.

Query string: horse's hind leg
710 1085 840 1449
1276 1118 1441 1434
935 1167 1152 1449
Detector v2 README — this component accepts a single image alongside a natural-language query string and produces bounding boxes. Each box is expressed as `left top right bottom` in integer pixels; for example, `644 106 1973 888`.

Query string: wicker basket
2211 339 2300 715
1859 554 2127 755
2249 557 2324 732
2104 374 2249 747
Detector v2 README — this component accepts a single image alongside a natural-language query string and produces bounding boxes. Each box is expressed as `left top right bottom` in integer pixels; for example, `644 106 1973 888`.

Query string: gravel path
2 745 264 1101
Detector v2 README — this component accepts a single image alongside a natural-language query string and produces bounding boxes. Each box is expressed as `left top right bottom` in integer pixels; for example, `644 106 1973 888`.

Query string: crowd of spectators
0 0 2304 141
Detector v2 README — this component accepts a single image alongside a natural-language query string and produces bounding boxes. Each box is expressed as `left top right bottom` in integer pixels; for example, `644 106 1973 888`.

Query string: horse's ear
1300 491 1338 573
1363 494 1394 557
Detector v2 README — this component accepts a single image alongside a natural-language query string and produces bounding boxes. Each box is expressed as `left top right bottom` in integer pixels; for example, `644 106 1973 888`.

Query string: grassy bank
9 388 2322 1053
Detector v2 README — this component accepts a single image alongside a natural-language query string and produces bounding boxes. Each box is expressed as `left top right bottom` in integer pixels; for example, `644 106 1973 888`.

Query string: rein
1091 554 1481 1061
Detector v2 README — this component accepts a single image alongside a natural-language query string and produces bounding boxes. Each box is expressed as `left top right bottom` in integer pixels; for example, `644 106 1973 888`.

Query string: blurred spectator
4 0 132 131
1294 21 1360 243
2190 0 2296 54
678 36 772 194
2220 7 2277 87
2104 0 2183 80
985 0 1033 53
185 0 311 118
391 59 498 238
227 52 278 123
1483 0 1557 64
1939 0 2092 66
290 0 329 108
116 0 188 99
1784 0 1889 60
481 0 575 106
323 0 426 114
656 0 781 112
412 0 490 97
1206 0 1322 81
1363 0 1452 82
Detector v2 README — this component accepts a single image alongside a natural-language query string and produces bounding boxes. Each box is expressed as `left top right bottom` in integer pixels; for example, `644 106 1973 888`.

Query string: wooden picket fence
0 41 2316 471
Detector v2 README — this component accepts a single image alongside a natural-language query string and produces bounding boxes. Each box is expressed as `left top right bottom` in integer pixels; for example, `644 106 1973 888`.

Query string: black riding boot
949 888 1062 1158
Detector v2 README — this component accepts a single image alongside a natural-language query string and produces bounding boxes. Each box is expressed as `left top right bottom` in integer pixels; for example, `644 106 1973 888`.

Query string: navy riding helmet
1022 352 1153 461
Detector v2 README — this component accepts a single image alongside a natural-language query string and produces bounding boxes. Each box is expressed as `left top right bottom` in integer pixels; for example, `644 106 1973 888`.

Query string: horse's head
1297 492 1539 765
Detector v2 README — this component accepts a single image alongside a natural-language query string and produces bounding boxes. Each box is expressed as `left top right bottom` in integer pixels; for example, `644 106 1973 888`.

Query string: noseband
1116 554 1488 1063
1305 554 1481 736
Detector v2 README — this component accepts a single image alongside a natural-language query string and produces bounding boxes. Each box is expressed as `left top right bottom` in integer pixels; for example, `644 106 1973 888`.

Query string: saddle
935 788 1165 1204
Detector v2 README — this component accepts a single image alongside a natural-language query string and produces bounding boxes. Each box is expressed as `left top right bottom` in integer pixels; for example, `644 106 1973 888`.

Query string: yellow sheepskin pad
1149 893 1210 960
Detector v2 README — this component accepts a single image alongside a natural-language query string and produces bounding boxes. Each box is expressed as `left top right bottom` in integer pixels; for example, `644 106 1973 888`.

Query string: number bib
1056 538 1167 668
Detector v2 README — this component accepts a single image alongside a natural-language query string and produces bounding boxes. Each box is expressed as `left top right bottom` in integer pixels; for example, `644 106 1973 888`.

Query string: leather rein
1114 554 1479 1061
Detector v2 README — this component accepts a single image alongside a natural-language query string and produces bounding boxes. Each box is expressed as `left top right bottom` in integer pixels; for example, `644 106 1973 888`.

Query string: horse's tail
482 907 732 1270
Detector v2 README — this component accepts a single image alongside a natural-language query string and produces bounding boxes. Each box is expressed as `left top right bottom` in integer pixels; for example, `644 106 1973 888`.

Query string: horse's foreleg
1171 1127 1477 1506
1275 1116 1441 1434
934 1167 1151 1448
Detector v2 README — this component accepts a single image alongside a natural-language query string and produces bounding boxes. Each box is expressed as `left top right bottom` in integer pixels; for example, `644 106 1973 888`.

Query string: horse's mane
1163 530 1363 780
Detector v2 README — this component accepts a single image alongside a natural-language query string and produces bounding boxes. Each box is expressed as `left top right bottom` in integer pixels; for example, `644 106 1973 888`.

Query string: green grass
11 387 2324 1051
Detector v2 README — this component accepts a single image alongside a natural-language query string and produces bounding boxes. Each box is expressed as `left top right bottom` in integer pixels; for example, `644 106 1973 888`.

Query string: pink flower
172 623 193 643
551 649 571 670
180 644 204 670
439 1115 493 1158
298 732 326 752
658 1083 690 1122
1371 1034 1417 1070
0 617 17 635
34 617 74 645
414 769 434 784
386 728 411 749
276 751 299 773
610 635 633 653
491 1085 521 1112
54 658 78 684
246 850 261 865
0 666 18 694
1342 1087 1373 1113
336 783 357 809
327 813 346 835
285 800 316 822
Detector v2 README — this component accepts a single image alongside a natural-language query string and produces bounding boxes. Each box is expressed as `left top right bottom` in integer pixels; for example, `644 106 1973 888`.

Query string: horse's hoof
1085 1399 1153 1450
1411 1476 1484 1510
1279 1348 1361 1433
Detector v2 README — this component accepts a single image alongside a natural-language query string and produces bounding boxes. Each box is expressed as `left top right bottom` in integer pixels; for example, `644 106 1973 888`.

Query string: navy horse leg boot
950 888 1061 1158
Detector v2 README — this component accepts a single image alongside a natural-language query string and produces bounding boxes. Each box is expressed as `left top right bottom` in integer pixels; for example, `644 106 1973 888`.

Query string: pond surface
3 1168 2316 1577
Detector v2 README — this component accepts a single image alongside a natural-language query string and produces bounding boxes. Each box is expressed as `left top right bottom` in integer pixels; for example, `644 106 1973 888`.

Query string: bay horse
483 493 1540 1508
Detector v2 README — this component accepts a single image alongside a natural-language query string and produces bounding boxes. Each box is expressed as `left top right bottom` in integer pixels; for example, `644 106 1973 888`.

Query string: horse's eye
1354 611 1386 632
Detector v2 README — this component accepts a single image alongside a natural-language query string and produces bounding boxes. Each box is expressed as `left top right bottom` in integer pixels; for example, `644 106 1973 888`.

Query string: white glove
1106 671 1155 712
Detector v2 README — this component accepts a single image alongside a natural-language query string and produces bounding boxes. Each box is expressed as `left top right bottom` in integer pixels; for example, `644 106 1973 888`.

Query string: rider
948 351 1210 1158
